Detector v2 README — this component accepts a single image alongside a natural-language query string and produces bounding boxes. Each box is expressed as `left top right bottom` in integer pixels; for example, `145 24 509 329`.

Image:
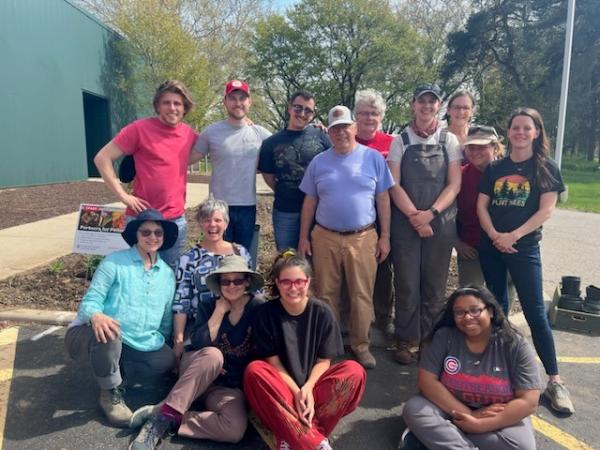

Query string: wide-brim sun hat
205 255 264 295
121 208 178 251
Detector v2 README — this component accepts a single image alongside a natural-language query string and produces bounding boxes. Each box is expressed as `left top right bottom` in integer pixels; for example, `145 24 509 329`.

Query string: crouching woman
65 209 179 427
401 286 541 450
129 255 264 449
244 251 366 450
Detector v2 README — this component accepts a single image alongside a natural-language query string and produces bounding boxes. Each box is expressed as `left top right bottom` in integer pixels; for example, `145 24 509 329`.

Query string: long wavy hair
432 285 521 347
508 107 557 190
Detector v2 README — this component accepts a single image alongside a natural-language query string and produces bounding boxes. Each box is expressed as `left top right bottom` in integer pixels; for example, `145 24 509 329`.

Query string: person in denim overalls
387 84 462 364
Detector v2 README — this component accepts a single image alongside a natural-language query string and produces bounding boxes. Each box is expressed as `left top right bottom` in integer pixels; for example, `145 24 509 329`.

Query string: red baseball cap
224 79 250 96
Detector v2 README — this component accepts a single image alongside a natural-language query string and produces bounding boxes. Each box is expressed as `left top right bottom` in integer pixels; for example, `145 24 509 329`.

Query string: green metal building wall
0 0 133 188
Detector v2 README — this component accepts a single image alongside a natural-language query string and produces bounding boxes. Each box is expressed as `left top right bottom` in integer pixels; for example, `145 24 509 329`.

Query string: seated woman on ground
64 209 179 428
244 250 366 450
401 286 542 450
172 196 251 365
129 254 264 450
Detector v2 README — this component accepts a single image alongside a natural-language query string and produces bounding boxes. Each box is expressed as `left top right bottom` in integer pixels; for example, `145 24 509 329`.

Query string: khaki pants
311 225 378 353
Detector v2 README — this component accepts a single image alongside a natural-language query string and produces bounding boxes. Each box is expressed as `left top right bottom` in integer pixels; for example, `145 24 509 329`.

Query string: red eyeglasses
277 278 309 290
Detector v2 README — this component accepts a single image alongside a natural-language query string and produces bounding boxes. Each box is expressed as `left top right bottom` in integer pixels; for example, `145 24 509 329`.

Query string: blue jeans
272 208 301 251
479 239 558 375
125 215 186 270
224 205 256 253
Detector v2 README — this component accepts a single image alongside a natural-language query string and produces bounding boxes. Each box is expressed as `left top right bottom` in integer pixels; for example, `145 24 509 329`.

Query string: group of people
65 78 573 449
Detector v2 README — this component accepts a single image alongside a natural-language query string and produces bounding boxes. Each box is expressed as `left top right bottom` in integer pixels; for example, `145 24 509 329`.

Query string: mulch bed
0 177 210 231
0 181 117 230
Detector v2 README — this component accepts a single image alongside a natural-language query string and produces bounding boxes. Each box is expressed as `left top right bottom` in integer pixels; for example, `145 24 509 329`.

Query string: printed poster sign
72 204 129 255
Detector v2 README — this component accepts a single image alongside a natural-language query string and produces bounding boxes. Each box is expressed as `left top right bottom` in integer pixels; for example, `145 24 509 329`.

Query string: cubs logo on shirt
444 356 461 375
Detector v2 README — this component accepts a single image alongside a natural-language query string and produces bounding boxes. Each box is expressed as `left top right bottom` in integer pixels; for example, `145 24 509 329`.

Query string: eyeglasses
138 229 164 237
450 105 472 111
357 111 380 118
453 307 487 319
291 104 315 116
277 278 309 290
219 278 247 286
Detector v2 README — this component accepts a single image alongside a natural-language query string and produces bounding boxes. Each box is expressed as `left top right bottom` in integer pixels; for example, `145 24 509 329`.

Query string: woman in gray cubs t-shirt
401 286 542 450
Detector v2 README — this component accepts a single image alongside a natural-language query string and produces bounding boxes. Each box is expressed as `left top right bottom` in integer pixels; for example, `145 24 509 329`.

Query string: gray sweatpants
402 395 536 450
65 325 175 390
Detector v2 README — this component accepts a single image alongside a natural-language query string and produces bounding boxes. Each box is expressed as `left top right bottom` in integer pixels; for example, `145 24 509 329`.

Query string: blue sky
272 0 297 12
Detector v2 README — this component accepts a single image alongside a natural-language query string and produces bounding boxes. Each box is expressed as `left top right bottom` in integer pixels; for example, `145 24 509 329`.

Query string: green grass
559 156 600 213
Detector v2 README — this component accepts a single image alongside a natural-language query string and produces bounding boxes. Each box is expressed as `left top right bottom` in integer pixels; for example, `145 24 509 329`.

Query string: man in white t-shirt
191 80 271 251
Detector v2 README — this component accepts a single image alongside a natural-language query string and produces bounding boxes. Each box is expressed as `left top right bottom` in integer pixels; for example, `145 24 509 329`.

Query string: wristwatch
430 207 440 218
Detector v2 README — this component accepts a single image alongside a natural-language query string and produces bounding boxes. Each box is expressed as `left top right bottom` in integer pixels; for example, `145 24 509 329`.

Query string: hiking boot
393 342 415 365
99 387 132 427
544 381 575 414
130 404 160 429
353 349 376 369
129 413 175 450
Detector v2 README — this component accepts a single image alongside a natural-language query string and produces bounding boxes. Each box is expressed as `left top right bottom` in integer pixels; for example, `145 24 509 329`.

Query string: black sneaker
129 413 175 450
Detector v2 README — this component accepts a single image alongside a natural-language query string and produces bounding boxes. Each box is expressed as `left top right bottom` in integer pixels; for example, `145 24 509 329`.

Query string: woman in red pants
244 250 366 450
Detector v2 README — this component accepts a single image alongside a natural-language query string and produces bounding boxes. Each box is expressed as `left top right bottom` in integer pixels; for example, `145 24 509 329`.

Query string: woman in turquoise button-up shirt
65 209 179 428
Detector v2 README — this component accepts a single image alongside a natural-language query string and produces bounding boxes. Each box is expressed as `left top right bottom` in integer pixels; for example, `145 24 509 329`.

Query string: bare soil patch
0 181 117 230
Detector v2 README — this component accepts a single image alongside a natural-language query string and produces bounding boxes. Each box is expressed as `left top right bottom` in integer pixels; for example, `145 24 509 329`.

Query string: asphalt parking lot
1 324 599 450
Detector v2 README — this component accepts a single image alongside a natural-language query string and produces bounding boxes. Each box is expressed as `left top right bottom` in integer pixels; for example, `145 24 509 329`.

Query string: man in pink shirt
94 80 199 268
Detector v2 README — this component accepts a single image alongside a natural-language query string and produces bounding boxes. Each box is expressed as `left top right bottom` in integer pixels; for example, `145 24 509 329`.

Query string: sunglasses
291 104 315 116
138 228 164 237
453 307 487 319
278 278 309 290
219 278 247 287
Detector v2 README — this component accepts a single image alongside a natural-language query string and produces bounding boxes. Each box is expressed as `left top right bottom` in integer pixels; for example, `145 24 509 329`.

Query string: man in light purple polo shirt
298 105 394 369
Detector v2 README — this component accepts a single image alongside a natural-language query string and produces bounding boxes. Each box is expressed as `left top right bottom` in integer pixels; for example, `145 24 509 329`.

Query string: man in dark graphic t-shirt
258 91 330 251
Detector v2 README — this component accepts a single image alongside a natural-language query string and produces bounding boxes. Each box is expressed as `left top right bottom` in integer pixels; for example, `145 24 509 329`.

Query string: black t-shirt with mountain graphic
479 156 564 247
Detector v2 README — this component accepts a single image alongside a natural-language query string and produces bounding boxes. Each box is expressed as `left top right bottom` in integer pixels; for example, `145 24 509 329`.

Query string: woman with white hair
171 196 251 365
354 89 395 337
354 89 394 158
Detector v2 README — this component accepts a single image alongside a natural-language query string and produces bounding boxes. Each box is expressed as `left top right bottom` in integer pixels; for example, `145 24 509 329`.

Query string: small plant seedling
49 259 65 275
